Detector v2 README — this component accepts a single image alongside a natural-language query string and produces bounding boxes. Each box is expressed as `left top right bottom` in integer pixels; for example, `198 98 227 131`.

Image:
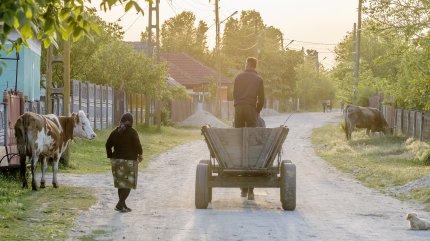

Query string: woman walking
106 112 143 212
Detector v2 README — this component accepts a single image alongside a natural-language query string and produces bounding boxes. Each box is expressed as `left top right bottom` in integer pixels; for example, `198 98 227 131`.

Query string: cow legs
31 155 39 191
20 155 28 189
52 157 60 188
40 157 47 188
346 122 352 140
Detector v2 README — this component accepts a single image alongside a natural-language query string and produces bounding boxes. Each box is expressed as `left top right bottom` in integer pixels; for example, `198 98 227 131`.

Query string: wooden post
46 45 53 114
61 38 71 166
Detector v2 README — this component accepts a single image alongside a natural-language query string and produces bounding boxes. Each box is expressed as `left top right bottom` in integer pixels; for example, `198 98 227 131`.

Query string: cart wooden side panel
201 125 289 170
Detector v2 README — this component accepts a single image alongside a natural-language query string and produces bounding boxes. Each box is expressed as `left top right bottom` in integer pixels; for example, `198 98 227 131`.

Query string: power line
236 42 258 51
181 0 213 12
284 38 337 46
116 10 128 21
165 0 178 15
124 14 142 32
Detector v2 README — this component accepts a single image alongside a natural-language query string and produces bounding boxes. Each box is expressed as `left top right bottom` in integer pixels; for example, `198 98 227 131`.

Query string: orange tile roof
159 52 231 88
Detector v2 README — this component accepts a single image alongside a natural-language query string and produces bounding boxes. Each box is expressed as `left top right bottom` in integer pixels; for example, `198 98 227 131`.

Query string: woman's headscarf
118 112 133 133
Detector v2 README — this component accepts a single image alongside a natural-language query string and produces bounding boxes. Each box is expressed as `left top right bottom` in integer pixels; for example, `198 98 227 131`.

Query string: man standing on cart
233 57 265 200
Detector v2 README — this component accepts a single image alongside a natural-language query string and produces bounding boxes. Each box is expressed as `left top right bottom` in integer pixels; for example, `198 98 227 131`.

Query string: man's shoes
124 205 132 212
115 205 127 213
241 188 248 197
247 191 255 200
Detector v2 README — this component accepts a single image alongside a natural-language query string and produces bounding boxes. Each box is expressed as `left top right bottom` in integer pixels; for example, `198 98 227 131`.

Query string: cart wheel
195 163 209 209
199 160 212 202
280 160 296 211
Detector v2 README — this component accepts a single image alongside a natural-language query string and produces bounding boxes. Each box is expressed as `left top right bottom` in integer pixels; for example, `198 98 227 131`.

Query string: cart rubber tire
195 163 209 209
199 160 212 202
280 160 296 211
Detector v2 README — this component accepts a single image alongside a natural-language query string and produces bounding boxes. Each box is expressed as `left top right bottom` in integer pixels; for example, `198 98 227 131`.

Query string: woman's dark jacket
105 127 142 161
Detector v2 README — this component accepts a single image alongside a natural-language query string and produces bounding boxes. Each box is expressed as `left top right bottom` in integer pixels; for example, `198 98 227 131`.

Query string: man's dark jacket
233 69 265 113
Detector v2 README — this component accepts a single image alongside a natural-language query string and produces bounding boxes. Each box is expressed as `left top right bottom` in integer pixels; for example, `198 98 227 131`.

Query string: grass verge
0 125 200 240
0 174 95 241
312 124 430 209
66 125 201 174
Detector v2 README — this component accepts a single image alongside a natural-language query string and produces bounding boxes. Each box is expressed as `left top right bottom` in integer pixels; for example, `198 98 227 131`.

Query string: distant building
159 52 231 105
0 30 41 101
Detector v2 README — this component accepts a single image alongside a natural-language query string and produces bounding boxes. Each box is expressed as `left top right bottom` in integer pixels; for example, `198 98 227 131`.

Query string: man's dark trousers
234 104 258 199
234 104 257 128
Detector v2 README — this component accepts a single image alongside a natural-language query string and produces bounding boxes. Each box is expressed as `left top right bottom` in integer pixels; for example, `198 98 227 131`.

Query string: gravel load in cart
196 125 295 210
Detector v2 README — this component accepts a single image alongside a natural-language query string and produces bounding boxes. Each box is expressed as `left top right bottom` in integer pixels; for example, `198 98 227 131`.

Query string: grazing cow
14 111 96 190
344 104 390 140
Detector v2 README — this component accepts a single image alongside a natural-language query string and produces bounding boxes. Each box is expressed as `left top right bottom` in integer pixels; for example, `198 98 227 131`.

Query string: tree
159 11 209 61
85 40 137 91
221 10 265 73
331 20 404 105
362 1 430 109
221 10 313 109
0 0 144 52
295 51 335 110
39 8 125 86
364 0 430 40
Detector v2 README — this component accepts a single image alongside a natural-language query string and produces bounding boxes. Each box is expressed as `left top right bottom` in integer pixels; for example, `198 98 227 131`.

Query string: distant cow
344 105 390 140
14 111 96 190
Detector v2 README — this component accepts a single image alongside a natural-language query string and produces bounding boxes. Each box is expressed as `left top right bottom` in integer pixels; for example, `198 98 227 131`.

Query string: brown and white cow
14 110 96 190
344 104 390 140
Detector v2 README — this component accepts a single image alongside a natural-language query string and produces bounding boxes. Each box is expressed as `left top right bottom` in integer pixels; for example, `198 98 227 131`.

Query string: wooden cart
196 125 296 210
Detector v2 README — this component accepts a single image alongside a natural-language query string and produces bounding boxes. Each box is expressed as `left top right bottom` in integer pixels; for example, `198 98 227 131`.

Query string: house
159 52 231 104
0 30 41 101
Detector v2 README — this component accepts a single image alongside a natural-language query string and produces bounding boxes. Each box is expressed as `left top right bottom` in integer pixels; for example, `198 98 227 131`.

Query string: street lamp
285 40 294 48
220 11 238 25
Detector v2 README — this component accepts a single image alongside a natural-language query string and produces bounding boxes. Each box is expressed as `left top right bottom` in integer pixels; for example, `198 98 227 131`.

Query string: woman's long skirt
110 159 138 189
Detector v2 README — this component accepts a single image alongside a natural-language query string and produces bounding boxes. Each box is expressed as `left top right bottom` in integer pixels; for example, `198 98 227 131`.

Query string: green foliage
0 174 95 240
332 20 404 105
295 53 335 109
158 11 209 62
332 4 430 110
48 8 177 102
219 10 335 108
0 0 145 51
364 0 430 40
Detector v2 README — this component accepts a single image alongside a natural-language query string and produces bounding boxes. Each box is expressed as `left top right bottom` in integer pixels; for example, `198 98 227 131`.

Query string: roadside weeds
311 124 430 210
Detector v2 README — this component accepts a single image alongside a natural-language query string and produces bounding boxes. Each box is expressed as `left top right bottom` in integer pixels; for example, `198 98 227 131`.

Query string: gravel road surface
60 111 429 241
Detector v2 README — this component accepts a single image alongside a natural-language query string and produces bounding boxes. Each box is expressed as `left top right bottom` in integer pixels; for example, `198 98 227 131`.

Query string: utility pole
146 0 160 128
254 18 259 58
315 51 320 77
63 38 70 116
215 0 221 117
353 0 362 104
352 22 357 100
155 0 161 130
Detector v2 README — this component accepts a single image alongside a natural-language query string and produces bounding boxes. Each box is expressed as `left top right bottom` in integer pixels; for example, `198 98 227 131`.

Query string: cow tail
15 116 29 187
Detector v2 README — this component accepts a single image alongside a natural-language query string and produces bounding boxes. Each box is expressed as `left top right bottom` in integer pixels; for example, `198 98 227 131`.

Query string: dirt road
62 111 429 241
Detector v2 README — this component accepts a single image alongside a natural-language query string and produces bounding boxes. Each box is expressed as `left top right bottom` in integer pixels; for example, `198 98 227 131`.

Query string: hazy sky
93 0 359 68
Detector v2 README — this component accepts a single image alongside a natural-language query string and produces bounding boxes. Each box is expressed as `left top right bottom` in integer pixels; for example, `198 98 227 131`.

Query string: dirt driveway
62 111 429 241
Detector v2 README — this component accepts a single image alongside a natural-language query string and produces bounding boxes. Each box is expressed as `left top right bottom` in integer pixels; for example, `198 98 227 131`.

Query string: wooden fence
393 109 430 141
369 95 428 141
0 80 157 169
